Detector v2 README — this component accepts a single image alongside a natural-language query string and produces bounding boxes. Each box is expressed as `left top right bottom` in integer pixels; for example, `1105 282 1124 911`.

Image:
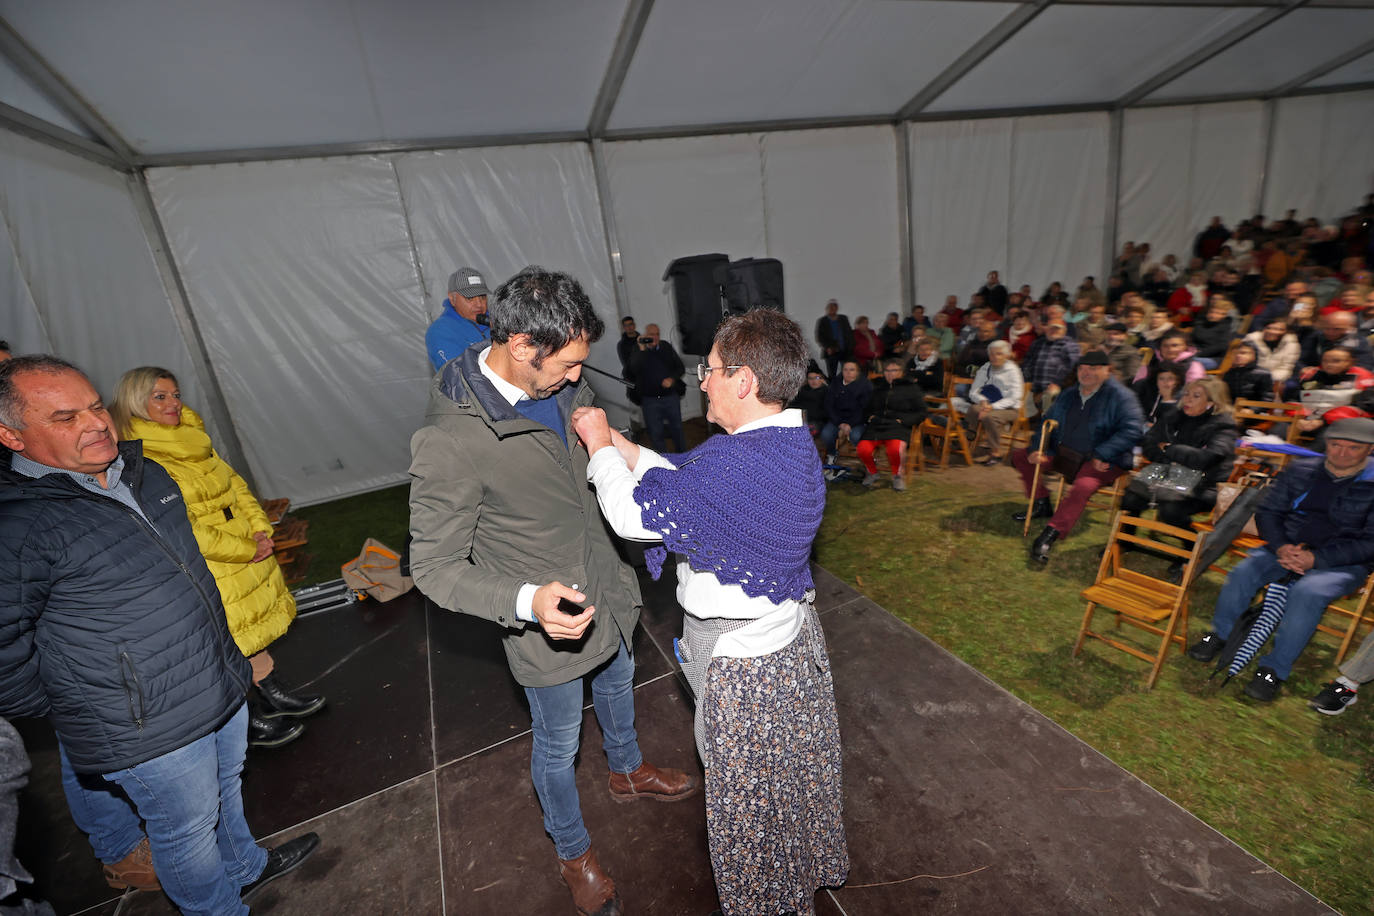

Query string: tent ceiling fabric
1310 47 1374 85
2 0 1374 160
608 0 1019 129
1144 7 1374 101
923 6 1261 111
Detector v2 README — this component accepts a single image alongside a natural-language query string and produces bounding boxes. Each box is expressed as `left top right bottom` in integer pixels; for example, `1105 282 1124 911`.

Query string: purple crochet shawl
634 423 825 603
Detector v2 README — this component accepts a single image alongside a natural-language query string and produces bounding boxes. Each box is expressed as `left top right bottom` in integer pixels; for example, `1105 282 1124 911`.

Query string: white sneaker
892 476 906 491
861 472 879 487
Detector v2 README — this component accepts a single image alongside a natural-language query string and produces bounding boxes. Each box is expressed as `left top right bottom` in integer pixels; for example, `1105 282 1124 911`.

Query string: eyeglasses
695 363 744 382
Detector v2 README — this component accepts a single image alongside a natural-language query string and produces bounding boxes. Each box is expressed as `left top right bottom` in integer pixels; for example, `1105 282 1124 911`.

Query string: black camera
639 337 654 345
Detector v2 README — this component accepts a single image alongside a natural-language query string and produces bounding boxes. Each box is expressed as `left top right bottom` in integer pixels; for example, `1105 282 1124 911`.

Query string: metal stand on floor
292 578 360 617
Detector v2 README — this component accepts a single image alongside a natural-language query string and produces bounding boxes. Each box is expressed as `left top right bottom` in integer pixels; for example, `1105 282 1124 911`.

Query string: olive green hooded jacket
408 344 641 688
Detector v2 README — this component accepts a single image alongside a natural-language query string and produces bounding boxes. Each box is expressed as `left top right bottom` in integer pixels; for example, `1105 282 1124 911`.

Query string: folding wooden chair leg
1073 602 1097 656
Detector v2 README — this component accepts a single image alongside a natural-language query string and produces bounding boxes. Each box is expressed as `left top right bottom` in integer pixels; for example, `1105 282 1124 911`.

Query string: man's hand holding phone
532 581 595 640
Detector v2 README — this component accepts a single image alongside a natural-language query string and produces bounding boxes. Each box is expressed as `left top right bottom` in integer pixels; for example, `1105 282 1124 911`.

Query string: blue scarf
634 424 824 603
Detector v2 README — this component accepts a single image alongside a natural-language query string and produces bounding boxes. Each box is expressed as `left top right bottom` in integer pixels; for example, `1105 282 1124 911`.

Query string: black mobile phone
558 596 589 616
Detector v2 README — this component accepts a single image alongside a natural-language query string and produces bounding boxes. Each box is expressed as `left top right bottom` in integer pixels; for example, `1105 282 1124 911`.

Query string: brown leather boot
103 836 160 891
608 761 701 803
558 848 622 916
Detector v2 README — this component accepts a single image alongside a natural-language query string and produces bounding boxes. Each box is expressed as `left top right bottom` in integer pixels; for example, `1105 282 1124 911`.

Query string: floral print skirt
701 609 849 915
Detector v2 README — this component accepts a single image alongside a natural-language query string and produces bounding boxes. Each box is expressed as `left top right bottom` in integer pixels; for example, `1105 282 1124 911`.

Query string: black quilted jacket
0 442 250 773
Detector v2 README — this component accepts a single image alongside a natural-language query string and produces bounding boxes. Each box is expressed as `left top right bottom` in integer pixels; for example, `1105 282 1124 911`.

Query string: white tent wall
0 129 214 441
909 119 1012 311
146 157 428 505
1264 89 1374 223
391 143 629 420
602 126 902 406
1006 112 1109 295
909 113 1107 310
759 127 902 355
602 134 767 420
1118 102 1265 267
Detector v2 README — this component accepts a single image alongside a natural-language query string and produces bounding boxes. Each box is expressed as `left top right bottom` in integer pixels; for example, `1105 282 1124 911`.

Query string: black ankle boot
1029 525 1061 566
256 673 326 719
1014 497 1053 522
249 698 305 749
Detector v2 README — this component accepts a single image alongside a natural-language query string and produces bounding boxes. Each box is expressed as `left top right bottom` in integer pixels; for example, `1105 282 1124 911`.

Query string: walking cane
1023 419 1057 538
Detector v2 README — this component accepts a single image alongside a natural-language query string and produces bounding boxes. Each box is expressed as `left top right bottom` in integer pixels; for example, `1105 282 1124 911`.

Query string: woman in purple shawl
573 310 848 916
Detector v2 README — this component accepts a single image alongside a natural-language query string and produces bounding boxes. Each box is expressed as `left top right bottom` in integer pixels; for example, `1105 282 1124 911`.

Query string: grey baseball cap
448 268 490 298
1326 417 1374 445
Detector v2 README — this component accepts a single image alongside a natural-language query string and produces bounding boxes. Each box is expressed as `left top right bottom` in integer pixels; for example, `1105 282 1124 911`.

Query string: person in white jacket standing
966 340 1025 465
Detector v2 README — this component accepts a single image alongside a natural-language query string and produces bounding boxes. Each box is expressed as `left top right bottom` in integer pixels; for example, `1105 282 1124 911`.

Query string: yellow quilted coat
127 407 296 657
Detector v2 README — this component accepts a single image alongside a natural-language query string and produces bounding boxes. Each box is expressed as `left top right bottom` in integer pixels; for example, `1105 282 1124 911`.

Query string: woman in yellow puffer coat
111 367 325 749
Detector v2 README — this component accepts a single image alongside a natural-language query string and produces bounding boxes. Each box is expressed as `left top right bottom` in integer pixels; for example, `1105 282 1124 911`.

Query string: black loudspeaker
716 257 785 315
663 253 730 356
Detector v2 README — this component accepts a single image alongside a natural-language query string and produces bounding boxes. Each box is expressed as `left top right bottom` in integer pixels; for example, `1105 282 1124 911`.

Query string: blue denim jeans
1209 548 1366 680
59 742 145 865
819 422 865 459
524 639 642 860
640 394 686 452
101 703 266 916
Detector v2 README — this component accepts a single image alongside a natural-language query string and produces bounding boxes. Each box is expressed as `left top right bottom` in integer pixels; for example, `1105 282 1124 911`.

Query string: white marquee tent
1 0 1372 504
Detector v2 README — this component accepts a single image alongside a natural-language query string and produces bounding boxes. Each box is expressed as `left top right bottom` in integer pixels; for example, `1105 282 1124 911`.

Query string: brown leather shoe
558 848 622 916
608 761 701 803
103 836 160 891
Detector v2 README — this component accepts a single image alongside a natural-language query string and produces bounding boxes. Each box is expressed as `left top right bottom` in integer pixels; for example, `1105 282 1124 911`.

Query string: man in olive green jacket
408 267 698 916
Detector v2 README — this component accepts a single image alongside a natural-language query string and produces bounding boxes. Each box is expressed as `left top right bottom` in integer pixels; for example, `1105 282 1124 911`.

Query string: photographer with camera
628 323 687 452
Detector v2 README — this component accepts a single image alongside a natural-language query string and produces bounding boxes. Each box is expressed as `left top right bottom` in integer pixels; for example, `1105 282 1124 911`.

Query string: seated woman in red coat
851 316 884 373
856 358 926 491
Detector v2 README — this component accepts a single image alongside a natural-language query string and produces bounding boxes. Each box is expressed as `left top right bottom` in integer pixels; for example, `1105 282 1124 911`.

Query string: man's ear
0 424 23 452
508 334 533 365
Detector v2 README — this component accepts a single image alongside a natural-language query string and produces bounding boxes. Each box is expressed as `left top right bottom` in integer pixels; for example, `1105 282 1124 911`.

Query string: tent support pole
1104 109 1124 284
128 173 254 490
895 123 915 312
590 139 629 321
1255 98 1277 215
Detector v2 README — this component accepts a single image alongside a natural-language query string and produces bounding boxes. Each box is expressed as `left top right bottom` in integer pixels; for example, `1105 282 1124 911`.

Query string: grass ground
288 466 1373 915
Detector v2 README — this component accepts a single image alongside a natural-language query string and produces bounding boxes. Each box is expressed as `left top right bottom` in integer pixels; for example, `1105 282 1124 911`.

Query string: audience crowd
796 196 1374 706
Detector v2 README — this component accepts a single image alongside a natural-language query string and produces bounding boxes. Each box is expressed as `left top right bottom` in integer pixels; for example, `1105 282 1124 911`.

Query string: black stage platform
17 565 1331 915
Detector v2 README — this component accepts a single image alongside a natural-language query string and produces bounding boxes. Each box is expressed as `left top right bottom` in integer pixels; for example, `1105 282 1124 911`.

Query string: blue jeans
100 703 266 916
524 639 642 861
1209 548 1366 680
819 422 865 459
59 743 145 865
640 394 686 452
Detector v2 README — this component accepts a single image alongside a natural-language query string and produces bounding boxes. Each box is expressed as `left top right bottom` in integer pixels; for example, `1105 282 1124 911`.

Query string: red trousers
1011 448 1124 536
856 439 904 476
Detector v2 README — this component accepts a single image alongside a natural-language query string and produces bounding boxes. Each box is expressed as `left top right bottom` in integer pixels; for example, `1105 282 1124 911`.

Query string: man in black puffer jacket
0 357 317 913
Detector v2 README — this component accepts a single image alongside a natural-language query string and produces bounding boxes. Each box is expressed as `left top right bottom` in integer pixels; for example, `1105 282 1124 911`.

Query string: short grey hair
0 354 83 429
988 340 1012 357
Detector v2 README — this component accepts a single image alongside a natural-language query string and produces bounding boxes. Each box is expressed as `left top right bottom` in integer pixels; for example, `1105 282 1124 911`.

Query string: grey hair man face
0 358 118 481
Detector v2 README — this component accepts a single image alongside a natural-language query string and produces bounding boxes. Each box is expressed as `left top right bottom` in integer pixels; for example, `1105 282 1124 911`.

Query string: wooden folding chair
1315 570 1374 666
910 374 975 473
1232 399 1302 443
1137 347 1153 371
1208 339 1242 376
1073 513 1205 687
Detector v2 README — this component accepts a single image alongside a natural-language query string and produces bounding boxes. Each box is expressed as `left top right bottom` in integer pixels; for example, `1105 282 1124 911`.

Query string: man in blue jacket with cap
425 265 492 371
1189 417 1374 701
